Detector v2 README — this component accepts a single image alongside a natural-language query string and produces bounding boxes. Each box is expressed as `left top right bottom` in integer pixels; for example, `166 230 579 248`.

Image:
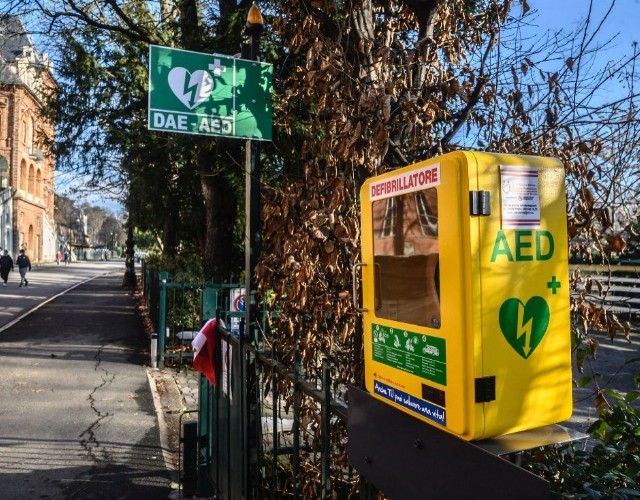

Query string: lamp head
245 3 264 36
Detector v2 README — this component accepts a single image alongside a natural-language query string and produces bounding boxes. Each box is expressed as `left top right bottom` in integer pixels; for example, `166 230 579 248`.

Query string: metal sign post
146 13 272 497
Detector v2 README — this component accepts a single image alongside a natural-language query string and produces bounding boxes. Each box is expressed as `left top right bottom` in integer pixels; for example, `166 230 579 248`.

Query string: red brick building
0 16 56 261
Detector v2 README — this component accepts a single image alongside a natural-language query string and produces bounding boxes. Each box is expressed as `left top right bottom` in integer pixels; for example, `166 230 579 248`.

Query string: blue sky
527 1 640 61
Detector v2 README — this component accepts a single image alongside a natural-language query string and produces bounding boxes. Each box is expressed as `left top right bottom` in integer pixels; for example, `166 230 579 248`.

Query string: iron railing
141 263 363 498
202 320 353 499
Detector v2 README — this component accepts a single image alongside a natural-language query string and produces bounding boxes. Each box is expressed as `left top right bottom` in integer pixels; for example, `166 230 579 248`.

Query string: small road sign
148 45 272 140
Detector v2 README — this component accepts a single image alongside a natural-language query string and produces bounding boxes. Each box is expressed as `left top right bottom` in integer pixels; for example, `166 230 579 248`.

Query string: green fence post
158 271 168 369
197 373 215 497
182 421 198 497
293 348 301 500
321 358 331 499
196 297 218 497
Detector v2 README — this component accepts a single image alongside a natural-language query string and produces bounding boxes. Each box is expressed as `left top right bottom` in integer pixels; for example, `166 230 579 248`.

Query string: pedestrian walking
16 249 31 287
64 251 69 265
0 249 13 287
56 250 62 265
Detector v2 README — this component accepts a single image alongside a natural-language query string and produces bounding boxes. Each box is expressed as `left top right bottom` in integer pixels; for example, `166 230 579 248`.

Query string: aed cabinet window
372 188 440 329
380 197 396 237
416 191 438 236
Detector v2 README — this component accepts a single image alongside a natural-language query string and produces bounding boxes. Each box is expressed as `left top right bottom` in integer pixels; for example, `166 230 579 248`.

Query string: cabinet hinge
475 376 496 403
469 191 491 216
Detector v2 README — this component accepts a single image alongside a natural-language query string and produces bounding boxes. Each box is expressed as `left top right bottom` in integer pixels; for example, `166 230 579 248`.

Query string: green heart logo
499 296 550 359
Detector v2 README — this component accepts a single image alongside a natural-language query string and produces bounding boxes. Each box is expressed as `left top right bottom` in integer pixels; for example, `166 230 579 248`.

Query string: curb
146 366 181 491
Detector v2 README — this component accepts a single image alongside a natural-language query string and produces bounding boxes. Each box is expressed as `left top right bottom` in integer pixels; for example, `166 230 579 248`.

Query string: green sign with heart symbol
498 296 550 359
148 45 272 140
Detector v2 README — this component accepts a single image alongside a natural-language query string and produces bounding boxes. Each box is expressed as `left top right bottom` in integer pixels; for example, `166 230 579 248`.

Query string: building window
0 155 7 189
20 160 27 191
36 168 42 198
28 164 35 194
28 116 34 154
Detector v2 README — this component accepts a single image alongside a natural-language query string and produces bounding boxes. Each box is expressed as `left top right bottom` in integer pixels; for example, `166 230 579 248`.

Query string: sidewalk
146 366 200 482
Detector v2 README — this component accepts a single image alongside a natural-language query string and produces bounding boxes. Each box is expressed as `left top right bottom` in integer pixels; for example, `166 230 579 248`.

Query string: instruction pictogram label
372 323 447 386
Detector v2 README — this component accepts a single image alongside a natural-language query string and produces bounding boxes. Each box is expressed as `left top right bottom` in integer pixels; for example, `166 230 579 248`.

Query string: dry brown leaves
255 0 632 494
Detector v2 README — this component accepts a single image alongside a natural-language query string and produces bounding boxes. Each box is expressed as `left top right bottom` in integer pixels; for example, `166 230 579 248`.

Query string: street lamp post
242 5 263 499
243 2 263 346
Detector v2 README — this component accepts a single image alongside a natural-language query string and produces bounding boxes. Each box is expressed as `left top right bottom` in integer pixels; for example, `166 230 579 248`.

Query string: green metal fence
141 262 361 499
140 261 243 367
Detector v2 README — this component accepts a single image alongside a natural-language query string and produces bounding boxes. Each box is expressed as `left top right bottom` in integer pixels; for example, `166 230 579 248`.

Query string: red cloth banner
192 318 223 384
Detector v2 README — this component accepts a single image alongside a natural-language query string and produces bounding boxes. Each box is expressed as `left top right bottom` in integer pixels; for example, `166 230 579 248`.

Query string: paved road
0 263 172 499
0 260 125 331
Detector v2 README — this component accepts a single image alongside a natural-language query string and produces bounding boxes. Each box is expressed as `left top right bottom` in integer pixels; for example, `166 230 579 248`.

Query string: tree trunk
162 191 180 256
200 173 237 282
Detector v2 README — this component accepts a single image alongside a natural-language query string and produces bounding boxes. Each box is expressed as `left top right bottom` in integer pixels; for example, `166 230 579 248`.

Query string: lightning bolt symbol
183 74 200 108
517 304 533 357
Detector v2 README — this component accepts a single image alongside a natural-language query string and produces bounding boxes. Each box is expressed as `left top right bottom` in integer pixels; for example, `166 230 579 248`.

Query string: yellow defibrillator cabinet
357 151 572 440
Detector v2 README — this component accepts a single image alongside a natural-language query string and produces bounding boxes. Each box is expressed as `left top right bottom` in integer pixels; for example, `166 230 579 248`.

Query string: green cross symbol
547 275 561 294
